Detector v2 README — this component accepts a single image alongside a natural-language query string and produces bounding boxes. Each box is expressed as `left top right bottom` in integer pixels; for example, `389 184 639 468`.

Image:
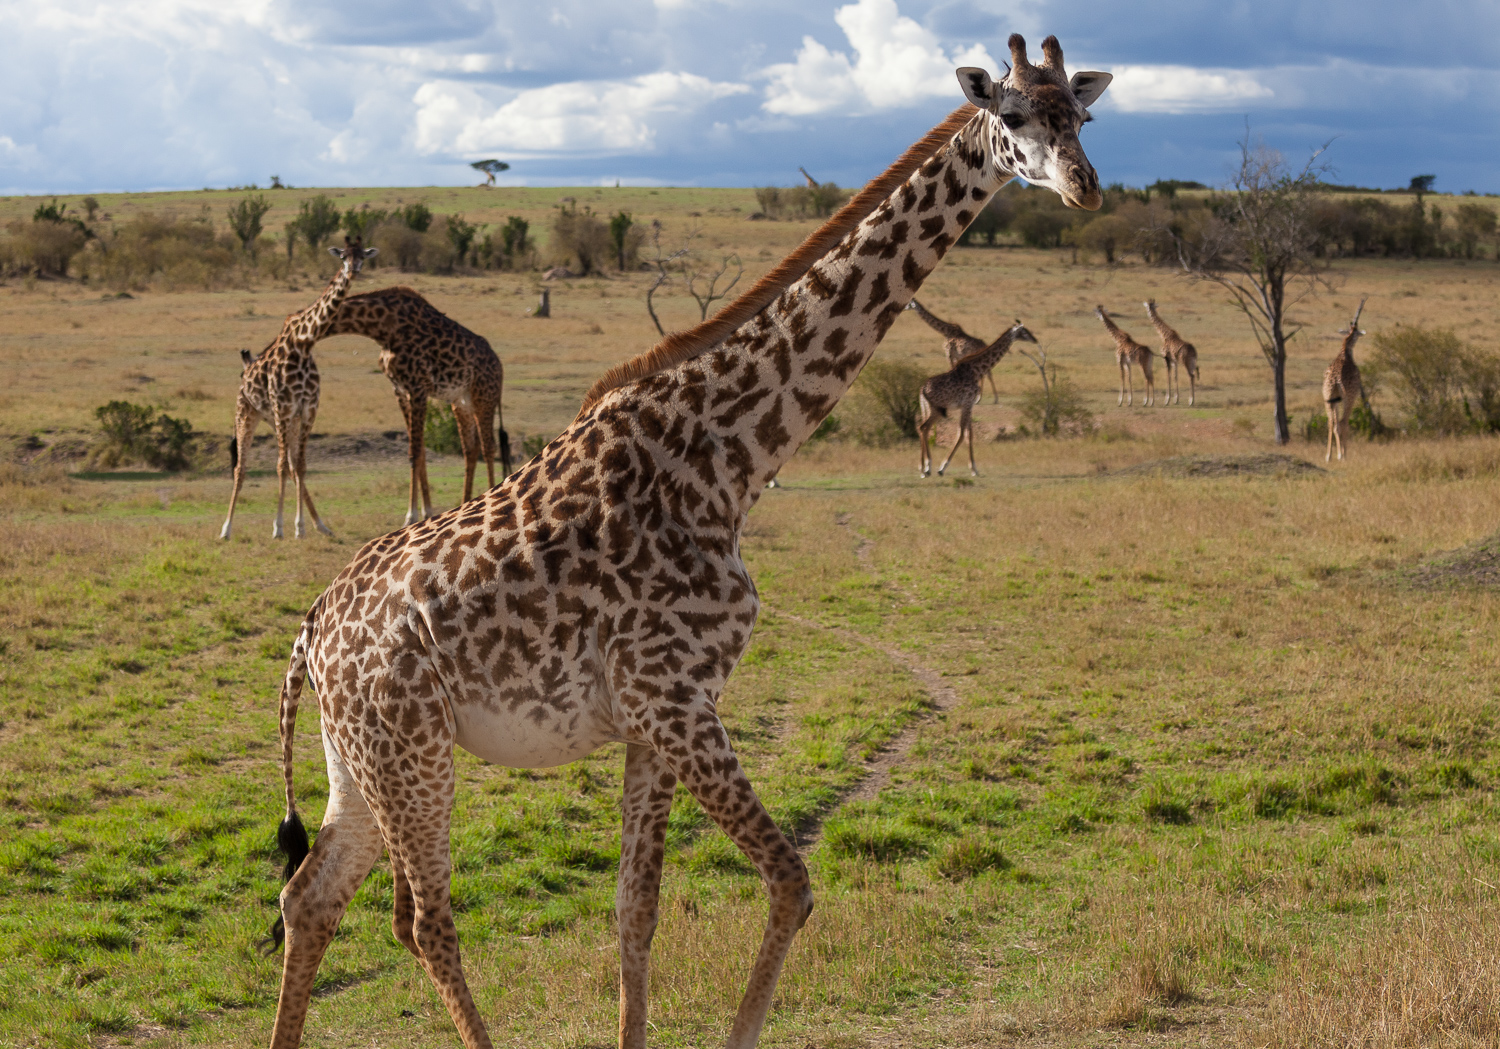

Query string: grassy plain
4 186 1500 1049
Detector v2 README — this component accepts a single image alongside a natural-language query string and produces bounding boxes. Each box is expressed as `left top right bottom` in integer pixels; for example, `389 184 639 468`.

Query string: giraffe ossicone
220 237 375 541
263 36 1110 1049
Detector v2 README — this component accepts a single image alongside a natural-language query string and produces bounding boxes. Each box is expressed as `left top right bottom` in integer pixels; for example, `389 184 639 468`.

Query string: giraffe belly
452 703 623 769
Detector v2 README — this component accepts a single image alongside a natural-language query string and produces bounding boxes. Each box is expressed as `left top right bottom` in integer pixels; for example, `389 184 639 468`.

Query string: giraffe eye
1000 111 1026 130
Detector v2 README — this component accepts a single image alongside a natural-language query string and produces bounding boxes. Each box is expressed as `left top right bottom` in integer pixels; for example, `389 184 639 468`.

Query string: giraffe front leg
1118 362 1127 407
937 419 965 477
453 403 481 504
272 423 291 539
221 408 259 540
617 744 677 1049
397 392 426 526
293 413 334 538
1325 402 1338 462
645 700 811 1049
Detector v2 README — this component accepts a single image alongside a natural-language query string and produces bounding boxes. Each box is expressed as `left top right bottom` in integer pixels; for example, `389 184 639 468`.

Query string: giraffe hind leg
221 408 260 540
616 744 677 1049
269 733 385 1049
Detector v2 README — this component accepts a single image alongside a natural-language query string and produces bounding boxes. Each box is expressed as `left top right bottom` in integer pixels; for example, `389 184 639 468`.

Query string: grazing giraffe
916 320 1037 477
1144 299 1200 406
1096 304 1155 406
321 286 513 524
906 298 1005 403
262 35 1111 1049
220 237 376 540
1323 297 1367 462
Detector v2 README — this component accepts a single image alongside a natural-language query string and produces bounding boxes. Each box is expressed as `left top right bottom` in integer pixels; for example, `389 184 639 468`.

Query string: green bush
424 402 461 455
1368 325 1500 434
839 359 927 445
934 836 1011 880
92 401 198 471
1017 369 1096 437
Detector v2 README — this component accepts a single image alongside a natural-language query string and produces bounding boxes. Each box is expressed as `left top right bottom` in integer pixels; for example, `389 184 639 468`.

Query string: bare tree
1170 132 1334 444
641 220 690 336
682 247 743 322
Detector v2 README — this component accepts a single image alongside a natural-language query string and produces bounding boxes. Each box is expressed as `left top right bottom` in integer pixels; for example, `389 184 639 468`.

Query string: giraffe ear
1069 71 1112 109
362 246 378 259
956 67 997 109
328 246 345 259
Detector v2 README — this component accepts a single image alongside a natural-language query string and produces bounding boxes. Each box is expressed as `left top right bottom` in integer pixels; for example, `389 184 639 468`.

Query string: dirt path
770 513 961 856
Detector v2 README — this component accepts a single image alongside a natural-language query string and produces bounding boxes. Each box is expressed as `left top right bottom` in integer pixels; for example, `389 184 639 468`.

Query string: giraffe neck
960 328 1021 373
587 112 1010 520
1146 308 1175 341
288 261 355 345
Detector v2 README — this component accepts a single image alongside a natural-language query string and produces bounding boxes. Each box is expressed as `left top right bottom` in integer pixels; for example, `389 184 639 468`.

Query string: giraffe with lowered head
320 286 513 524
916 319 1037 476
1144 299 1199 405
906 298 1006 402
1323 297 1367 461
260 36 1111 1049
1096 304 1155 406
220 237 376 540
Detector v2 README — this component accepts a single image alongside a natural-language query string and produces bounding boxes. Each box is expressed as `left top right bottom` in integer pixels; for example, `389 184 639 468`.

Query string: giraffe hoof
219 523 232 540
316 522 334 537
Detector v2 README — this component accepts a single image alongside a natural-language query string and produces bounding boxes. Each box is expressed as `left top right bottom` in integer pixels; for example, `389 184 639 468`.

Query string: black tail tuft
497 427 512 477
260 812 310 955
229 436 238 472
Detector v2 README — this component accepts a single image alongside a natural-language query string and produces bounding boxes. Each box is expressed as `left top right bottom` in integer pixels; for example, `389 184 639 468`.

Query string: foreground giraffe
1144 299 1200 405
220 238 375 540
917 320 1037 477
906 298 1005 402
321 287 513 523
1324 297 1367 461
1096 304 1155 406
263 36 1110 1049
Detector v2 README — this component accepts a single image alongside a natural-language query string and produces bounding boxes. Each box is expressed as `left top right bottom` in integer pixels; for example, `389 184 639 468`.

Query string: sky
2 0 1498 196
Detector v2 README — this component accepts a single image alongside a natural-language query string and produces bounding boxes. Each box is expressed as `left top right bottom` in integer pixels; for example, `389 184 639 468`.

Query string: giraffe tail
229 436 238 472
497 426 512 478
260 602 319 955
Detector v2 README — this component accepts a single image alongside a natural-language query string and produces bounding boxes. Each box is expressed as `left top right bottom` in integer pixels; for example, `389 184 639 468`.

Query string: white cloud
1104 65 1275 114
760 0 996 115
413 72 751 158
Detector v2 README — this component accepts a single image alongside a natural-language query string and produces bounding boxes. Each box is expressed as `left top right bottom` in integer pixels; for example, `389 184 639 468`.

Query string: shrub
87 213 238 291
290 195 341 251
341 205 388 243
226 194 272 254
399 203 434 233
935 837 1011 879
92 401 197 471
445 214 481 263
424 402 461 455
551 202 610 274
1018 369 1096 437
1369 325 1500 435
4 219 88 277
839 359 927 445
373 221 425 271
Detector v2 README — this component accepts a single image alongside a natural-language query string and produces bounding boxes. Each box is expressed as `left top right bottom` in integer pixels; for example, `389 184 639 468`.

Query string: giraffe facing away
916 320 1037 476
1096 304 1155 406
319 286 513 524
220 237 376 541
1144 299 1200 405
262 36 1111 1049
906 298 1005 402
1323 297 1367 461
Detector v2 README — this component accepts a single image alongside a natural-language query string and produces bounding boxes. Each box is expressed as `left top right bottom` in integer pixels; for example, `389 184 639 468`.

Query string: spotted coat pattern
1323 301 1366 462
266 34 1110 1049
221 241 373 540
1144 299 1199 406
1096 304 1156 407
916 320 1036 477
906 298 1006 402
322 287 513 524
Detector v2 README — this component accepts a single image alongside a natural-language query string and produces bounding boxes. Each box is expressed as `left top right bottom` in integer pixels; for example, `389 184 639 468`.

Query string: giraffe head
1337 297 1368 345
328 236 377 274
1008 319 1039 345
957 34 1111 211
1144 298 1157 314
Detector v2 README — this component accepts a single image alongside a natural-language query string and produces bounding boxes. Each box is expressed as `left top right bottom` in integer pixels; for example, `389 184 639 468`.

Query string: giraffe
261 36 1111 1049
220 237 376 541
906 298 1005 403
320 286 513 524
1323 297 1367 462
1096 305 1155 407
1144 299 1199 406
916 320 1037 476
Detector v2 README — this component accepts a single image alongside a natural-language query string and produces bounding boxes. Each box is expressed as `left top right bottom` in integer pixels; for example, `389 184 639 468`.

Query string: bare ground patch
1109 453 1325 479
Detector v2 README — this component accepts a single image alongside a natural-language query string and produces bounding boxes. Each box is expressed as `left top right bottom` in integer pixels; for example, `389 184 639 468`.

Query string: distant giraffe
1323 297 1367 462
1096 305 1154 407
321 287 512 524
917 320 1038 476
1144 299 1199 405
220 238 375 540
906 298 1004 403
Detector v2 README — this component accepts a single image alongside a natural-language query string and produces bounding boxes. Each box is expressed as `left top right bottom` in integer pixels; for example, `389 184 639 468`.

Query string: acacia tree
1172 134 1333 444
471 159 509 186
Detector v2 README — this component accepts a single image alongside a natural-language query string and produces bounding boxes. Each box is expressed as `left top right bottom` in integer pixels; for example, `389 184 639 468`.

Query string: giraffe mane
577 103 981 415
